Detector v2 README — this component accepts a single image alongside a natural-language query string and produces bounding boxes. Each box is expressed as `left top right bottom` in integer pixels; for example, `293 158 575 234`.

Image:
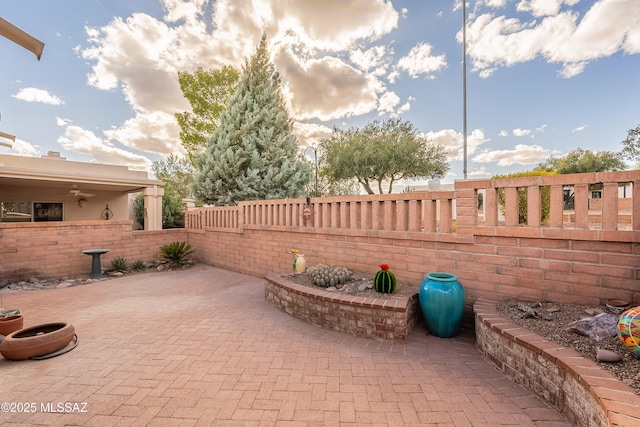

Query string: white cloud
397 98 412 114
292 122 333 149
56 117 73 127
103 112 183 156
387 70 401 83
516 0 581 17
396 42 447 79
423 128 489 162
79 0 402 157
5 138 39 157
466 0 640 78
498 130 508 137
572 124 588 132
378 91 401 115
513 128 532 137
277 51 382 121
349 45 392 75
481 0 508 7
13 88 64 105
57 125 152 170
472 143 551 166
468 166 493 177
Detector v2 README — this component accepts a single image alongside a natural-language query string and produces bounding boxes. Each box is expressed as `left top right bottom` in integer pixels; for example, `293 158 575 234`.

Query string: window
0 202 63 222
0 202 32 222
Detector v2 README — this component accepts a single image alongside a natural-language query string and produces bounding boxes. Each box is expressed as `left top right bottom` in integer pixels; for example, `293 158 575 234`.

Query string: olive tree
320 118 448 194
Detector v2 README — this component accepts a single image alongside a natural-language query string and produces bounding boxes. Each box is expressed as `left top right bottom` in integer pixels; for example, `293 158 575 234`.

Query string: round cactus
308 264 352 288
373 263 396 294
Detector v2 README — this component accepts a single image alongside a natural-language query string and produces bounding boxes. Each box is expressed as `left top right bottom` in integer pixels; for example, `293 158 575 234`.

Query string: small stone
157 264 165 272
596 348 621 363
326 286 337 292
358 284 368 292
0 279 8 289
29 277 39 283
584 308 602 316
57 281 75 289
546 306 561 313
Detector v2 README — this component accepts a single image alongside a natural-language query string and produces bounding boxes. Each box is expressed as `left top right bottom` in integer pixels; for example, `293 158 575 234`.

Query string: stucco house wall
0 151 164 229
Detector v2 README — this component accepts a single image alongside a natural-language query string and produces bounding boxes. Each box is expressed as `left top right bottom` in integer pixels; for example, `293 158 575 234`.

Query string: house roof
0 152 164 194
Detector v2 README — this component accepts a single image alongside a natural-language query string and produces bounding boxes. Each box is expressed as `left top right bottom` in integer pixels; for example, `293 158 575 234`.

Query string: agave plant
130 260 146 271
157 241 194 264
110 256 129 273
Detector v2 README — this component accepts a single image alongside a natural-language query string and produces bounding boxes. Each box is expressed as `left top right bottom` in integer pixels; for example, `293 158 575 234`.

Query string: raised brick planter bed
264 273 420 342
474 299 640 427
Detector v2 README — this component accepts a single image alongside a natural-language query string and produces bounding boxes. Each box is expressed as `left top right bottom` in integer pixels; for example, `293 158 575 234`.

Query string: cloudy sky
1 0 639 183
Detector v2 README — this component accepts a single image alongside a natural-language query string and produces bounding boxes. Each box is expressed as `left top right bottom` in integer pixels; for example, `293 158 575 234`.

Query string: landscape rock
0 262 192 292
596 348 622 363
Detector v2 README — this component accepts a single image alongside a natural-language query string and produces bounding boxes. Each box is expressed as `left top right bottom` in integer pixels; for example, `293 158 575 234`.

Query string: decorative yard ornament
373 263 396 294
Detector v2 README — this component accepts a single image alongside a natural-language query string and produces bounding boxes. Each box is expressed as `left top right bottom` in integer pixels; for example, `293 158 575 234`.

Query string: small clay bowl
605 299 630 315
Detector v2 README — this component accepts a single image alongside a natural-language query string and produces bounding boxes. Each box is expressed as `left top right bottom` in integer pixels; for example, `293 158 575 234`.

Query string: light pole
304 146 319 197
462 0 468 180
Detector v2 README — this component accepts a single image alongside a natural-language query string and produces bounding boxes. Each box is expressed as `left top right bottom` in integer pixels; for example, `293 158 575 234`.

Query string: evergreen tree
193 34 311 205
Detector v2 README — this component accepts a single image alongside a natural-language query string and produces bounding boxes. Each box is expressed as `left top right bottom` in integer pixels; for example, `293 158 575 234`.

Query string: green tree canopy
193 34 311 205
534 148 625 174
621 124 640 167
319 118 449 194
152 154 195 200
175 66 239 162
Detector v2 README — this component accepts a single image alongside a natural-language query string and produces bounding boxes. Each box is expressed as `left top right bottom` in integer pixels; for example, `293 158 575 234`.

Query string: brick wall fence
2 171 639 310
0 220 186 281
185 171 640 312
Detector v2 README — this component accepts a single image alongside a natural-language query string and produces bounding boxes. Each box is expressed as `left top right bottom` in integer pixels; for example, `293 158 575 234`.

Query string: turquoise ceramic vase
419 272 465 338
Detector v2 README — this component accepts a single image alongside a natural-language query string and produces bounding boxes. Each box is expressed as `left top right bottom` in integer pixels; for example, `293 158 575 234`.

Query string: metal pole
462 0 468 180
304 146 318 196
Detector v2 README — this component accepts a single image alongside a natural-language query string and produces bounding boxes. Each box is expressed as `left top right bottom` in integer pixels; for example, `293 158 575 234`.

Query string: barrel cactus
373 263 396 294
308 264 352 288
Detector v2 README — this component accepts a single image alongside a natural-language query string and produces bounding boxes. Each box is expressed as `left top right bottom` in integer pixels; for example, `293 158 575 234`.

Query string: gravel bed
496 300 640 394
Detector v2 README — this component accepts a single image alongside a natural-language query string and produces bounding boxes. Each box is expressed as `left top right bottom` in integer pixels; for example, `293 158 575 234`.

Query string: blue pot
419 272 465 338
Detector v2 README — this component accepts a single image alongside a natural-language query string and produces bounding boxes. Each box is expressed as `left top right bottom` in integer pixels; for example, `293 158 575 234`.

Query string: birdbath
82 249 110 278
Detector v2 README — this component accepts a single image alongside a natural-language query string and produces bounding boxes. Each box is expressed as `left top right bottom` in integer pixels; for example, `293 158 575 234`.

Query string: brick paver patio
0 265 571 426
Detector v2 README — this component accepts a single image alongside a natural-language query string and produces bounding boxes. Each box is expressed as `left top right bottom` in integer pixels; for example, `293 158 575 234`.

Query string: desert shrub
157 241 194 264
131 260 146 271
110 257 129 273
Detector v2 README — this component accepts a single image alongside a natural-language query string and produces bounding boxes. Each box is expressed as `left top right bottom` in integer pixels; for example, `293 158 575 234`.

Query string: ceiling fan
59 185 96 198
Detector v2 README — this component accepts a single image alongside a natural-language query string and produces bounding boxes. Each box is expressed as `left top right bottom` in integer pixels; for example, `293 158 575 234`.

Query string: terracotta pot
0 322 75 361
0 316 24 336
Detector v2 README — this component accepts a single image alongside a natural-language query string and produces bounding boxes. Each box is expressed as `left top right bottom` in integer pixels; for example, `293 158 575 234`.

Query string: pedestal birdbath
81 249 110 278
